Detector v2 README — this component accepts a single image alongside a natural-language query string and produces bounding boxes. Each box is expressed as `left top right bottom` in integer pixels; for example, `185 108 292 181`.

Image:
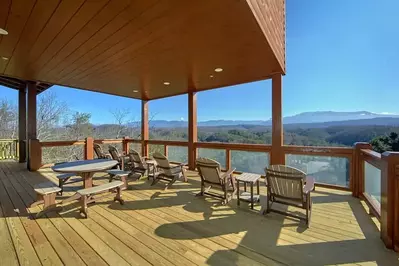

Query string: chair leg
58 179 63 196
166 176 178 190
223 185 228 205
196 180 205 196
265 193 271 214
151 176 160 186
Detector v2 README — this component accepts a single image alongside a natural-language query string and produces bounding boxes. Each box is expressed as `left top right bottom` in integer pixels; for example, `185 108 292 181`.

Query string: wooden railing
0 139 18 160
24 137 399 252
359 146 383 219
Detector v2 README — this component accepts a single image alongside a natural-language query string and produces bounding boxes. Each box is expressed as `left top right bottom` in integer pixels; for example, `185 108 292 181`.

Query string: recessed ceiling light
1 56 8 60
209 75 214 78
214 68 223 72
133 90 138 93
0 28 8 35
163 81 170 85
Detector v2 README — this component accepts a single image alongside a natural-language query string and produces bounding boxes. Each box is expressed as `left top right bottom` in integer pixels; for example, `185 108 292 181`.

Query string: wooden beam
27 82 37 140
18 85 27 163
271 74 284 165
27 82 37 170
188 92 197 170
381 151 399 250
85 137 94 160
141 100 149 157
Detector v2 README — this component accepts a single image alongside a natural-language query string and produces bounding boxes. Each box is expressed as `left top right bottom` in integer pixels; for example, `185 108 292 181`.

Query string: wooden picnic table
52 159 118 189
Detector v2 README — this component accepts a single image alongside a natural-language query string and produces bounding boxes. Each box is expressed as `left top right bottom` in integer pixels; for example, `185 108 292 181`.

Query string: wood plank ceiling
0 0 285 100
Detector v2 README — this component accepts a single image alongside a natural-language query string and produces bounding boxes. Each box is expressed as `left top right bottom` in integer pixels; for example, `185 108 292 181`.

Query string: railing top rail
283 145 354 156
147 139 188 146
93 139 124 144
361 149 382 160
195 142 272 152
40 140 85 147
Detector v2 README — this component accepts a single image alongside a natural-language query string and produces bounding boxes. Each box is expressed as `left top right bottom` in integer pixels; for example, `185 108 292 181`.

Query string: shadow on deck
0 161 397 265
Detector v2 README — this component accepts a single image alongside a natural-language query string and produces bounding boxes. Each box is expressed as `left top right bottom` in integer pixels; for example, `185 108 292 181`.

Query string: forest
1 92 398 186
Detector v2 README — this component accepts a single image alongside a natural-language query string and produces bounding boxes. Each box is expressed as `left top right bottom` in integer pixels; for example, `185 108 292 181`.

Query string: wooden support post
27 82 37 140
164 145 168 157
188 92 197 170
141 100 149 157
353 142 372 197
122 136 130 154
381 152 399 250
28 139 41 171
85 137 94 160
226 149 231 171
18 85 27 163
271 74 284 165
27 82 37 170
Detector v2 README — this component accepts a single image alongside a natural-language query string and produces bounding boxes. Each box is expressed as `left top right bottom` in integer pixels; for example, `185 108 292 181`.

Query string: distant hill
145 111 399 128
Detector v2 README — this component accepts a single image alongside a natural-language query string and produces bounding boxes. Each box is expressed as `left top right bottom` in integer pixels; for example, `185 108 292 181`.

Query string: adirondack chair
264 165 315 226
151 152 187 189
93 143 111 159
128 149 149 179
196 157 237 204
108 145 131 170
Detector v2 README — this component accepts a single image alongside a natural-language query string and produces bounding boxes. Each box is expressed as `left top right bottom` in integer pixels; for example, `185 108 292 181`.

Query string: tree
370 132 399 153
66 112 93 140
0 99 17 139
37 91 68 140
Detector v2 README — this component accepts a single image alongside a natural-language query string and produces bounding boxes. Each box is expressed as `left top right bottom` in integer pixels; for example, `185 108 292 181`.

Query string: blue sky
1 0 398 124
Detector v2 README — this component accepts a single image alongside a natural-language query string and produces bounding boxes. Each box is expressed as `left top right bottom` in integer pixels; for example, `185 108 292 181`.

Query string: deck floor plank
4 162 88 266
0 162 398 266
8 163 111 266
0 166 42 266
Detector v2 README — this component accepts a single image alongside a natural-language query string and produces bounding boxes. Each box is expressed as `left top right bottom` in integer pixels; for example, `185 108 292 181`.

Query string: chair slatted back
94 144 106 159
153 152 173 176
265 165 306 200
108 145 120 161
129 149 145 169
196 158 223 185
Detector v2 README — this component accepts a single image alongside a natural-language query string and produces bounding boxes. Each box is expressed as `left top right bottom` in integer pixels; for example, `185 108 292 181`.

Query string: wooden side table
145 159 157 180
236 173 261 209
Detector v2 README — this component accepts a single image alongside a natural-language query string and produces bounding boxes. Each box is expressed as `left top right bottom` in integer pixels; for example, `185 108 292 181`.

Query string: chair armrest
220 168 236 180
225 167 236 176
303 176 315 194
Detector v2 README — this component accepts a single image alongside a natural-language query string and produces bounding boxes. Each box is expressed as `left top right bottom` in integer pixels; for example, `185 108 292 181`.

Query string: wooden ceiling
0 0 286 100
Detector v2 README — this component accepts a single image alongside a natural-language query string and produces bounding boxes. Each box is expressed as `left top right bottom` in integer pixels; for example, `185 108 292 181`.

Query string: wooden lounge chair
128 149 149 179
151 152 187 189
108 145 130 170
93 143 111 159
264 165 315 226
196 157 237 204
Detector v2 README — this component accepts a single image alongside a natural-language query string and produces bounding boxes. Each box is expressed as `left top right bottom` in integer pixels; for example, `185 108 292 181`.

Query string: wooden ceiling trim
37 0 132 79
54 1 170 84
45 0 159 82
64 1 210 84
12 0 86 78
4 0 61 76
26 0 110 76
0 0 36 74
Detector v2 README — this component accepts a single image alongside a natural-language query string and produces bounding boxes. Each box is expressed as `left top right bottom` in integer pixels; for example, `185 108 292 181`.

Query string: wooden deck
0 161 397 266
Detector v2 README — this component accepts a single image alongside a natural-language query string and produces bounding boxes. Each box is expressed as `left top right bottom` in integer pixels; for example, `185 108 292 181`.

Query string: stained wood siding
246 0 286 73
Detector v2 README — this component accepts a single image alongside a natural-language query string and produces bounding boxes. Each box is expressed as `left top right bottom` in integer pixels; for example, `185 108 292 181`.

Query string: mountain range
146 111 399 128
